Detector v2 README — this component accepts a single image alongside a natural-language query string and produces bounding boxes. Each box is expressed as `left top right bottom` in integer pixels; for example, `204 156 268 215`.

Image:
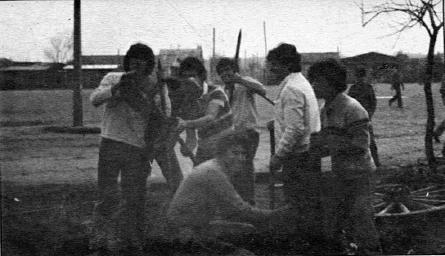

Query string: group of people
89 42 383 255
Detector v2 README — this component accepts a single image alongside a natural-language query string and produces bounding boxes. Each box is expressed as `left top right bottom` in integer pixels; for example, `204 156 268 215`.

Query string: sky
1 0 443 62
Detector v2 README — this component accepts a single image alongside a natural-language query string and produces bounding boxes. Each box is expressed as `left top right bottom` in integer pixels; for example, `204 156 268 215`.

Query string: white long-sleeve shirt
274 72 321 157
90 72 170 148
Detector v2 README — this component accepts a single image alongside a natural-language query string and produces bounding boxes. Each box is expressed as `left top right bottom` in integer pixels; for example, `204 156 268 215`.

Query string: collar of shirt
202 81 209 96
276 72 300 100
325 93 347 116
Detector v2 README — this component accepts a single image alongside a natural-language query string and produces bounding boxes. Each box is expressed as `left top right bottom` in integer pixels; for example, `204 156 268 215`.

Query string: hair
123 43 155 73
214 129 252 157
216 57 238 74
266 43 302 72
355 67 367 78
178 56 207 81
307 58 348 93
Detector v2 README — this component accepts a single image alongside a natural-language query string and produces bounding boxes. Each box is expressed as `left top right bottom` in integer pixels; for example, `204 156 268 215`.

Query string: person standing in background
388 68 404 108
433 81 445 156
348 67 380 167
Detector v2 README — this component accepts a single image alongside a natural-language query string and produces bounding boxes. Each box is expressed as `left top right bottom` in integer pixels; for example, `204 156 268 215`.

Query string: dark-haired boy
90 43 168 252
266 43 321 202
177 57 233 165
216 57 266 204
308 59 381 255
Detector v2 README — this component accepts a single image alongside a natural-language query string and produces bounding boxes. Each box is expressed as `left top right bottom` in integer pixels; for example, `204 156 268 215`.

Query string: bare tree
44 31 73 63
361 0 443 172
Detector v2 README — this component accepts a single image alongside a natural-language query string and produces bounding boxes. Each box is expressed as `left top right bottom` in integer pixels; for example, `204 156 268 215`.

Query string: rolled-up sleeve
90 73 121 107
276 90 306 157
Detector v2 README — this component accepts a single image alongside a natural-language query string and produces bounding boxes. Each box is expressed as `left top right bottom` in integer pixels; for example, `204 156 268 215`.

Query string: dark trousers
281 151 323 234
96 138 150 239
435 119 445 156
328 175 382 254
389 90 403 108
369 124 380 166
231 129 259 205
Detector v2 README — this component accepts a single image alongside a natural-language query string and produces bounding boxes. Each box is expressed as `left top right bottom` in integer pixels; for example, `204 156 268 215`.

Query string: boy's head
307 59 347 99
216 57 239 84
178 57 207 82
123 43 155 74
214 129 251 176
266 43 302 83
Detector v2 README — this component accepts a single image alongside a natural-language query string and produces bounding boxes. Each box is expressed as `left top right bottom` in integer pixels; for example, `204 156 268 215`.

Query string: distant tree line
395 52 444 84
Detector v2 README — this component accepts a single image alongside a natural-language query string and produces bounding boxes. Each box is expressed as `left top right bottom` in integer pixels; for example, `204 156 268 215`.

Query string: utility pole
72 0 83 126
263 21 268 84
212 27 216 80
442 0 445 92
212 28 216 58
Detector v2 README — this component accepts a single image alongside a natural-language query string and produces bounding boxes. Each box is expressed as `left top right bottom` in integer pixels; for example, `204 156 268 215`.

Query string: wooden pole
212 28 216 58
72 0 83 126
212 28 215 80
263 21 268 84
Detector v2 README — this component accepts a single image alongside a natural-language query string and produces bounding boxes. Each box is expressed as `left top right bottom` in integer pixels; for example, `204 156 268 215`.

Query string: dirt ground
1 83 445 255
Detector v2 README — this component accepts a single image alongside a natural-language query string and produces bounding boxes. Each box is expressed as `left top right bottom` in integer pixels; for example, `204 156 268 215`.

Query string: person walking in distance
388 68 404 108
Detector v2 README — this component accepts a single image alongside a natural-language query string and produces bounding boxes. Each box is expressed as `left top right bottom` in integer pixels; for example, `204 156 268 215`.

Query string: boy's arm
182 100 222 129
209 170 272 224
89 73 122 107
275 90 306 158
236 75 266 96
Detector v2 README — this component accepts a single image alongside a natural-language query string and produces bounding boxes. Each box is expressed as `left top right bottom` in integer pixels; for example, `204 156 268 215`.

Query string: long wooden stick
232 29 275 106
268 120 276 209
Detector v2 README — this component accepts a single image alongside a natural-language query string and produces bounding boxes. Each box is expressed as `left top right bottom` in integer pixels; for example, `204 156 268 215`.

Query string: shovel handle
267 120 276 209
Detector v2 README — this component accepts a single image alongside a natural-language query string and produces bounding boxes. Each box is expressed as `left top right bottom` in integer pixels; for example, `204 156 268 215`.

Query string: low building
64 55 123 89
341 52 400 83
0 63 64 90
158 46 203 77
301 52 341 75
